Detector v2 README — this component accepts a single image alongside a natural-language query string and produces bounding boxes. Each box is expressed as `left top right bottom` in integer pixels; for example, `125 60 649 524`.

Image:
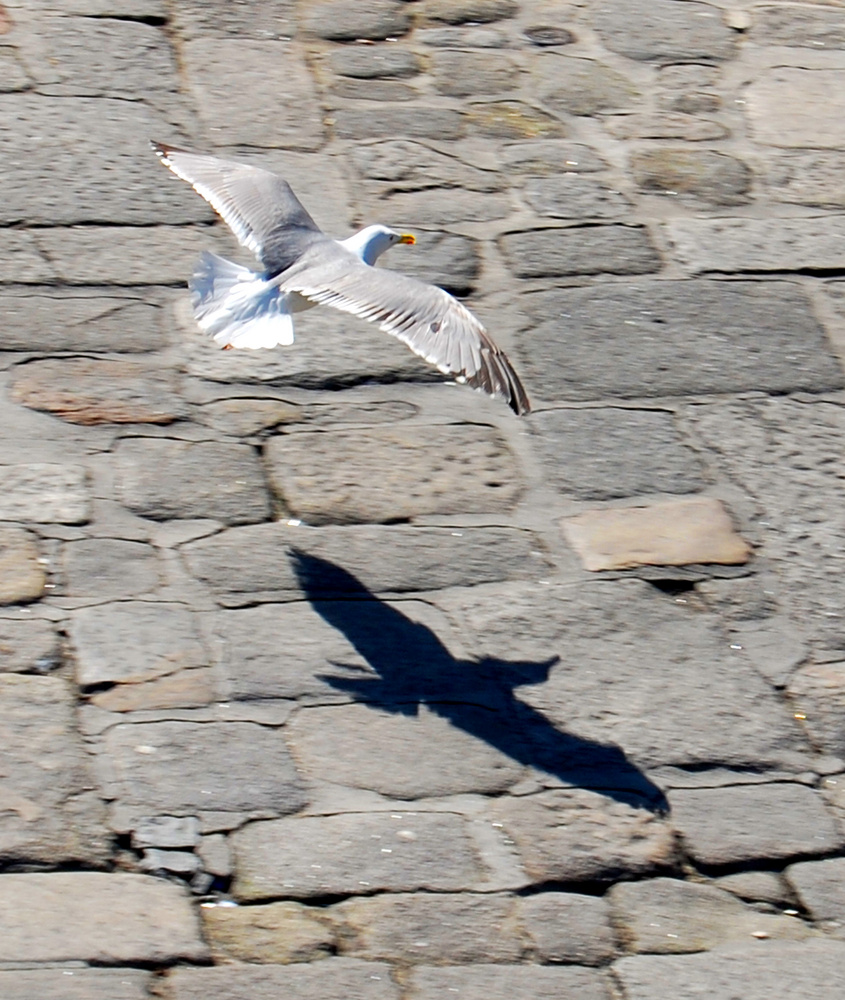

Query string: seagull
151 142 530 415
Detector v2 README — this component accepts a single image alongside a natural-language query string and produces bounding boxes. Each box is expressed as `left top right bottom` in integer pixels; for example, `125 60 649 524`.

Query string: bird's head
344 225 416 265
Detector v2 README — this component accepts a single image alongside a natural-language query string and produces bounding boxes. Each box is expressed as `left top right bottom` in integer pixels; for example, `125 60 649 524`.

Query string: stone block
0 969 152 1000
0 525 45 603
62 538 159 599
790 661 845 757
101 720 307 820
69 601 206 685
10 358 186 425
713 871 792 907
406 965 612 1000
608 877 812 953
747 68 845 148
519 281 843 401
0 464 90 524
161 960 399 1000
198 833 232 876
0 618 59 673
562 497 751 571
171 0 297 40
232 811 484 899
115 437 271 525
464 101 565 139
500 226 660 278
0 674 110 865
332 892 522 963
632 148 751 204
501 140 607 174
0 231 54 282
424 0 518 23
90 669 217 712
370 187 512 226
202 900 335 963
489 789 675 884
431 50 520 96
535 55 640 116
418 24 509 47
786 857 845 924
1 290 168 353
133 814 201 849
390 231 480 296
751 4 845 47
351 140 502 193
0 872 207 963
529 409 703 499
288 703 525 798
184 523 545 604
766 152 845 209
264 424 522 525
592 0 735 62
616 940 845 1000
519 892 616 965
668 784 844 866
332 106 465 140
183 40 323 149
329 46 421 78
299 0 410 39
524 176 631 218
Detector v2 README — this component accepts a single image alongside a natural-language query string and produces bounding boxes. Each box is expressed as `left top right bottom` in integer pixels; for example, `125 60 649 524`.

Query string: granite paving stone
785 858 845 927
608 877 813 953
329 46 421 79
202 900 335 964
161 960 399 1000
518 892 617 965
331 106 466 140
417 25 510 47
0 230 55 281
89 668 217 712
500 226 660 279
0 524 45 603
519 280 843 401
331 76 417 103
184 523 545 604
766 151 845 208
605 113 729 142
232 811 485 899
331 891 522 963
667 784 845 867
389 231 480 296
464 100 566 139
406 964 612 1000
424 0 518 23
0 969 153 1000
712 871 793 907
115 437 271 525
615 940 845 1000
523 175 632 219
0 872 207 963
62 538 160 599
534 55 640 116
264 424 523 525
170 0 298 40
0 463 90 523
500 140 608 174
100 720 307 822
592 0 735 62
299 0 410 40
0 674 110 866
631 148 751 204
751 4 845 48
788 663 845 759
430 50 520 96
351 139 503 193
747 68 845 148
528 408 703 499
0 617 60 673
371 187 512 226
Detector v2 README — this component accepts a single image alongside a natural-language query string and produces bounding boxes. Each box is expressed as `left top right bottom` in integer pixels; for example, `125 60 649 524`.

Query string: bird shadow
291 550 668 813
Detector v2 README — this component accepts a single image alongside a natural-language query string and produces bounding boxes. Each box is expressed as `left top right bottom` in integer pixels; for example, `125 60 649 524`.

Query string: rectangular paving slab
0 969 153 1000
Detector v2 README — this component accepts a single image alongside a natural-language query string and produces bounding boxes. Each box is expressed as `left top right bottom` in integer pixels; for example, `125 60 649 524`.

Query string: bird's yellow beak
398 233 416 245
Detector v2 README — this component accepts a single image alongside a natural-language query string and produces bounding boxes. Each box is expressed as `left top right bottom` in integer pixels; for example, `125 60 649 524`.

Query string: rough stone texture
668 784 844 867
183 40 323 149
370 187 512 226
592 0 735 62
714 871 792 907
0 872 207 963
300 0 410 40
161 960 399 1000
501 140 608 174
0 969 153 1000
170 0 297 40
63 538 160 599
489 789 676 884
431 50 520 96
632 148 751 204
501 225 659 278
202 901 335 963
747 69 845 148
406 965 612 1000
751 4 845 47
605 113 728 142
184 523 545 604
0 674 110 865
528 408 703 499
535 55 640 116
115 437 271 525
519 281 843 401
523 176 631 219
332 892 522 963
0 618 60 674
264 425 522 525
10 358 186 425
788 663 845 759
464 100 565 139
0 525 45 603
329 46 421 79
0 231 54 282
232 812 484 899
288 703 525 797
615 940 845 1000
388 231 480 296
90 669 217 712
424 0 518 24
0 464 91 523
562 497 751 571
100 720 307 821
332 106 465 140
133 815 201 849
519 892 617 965
608 877 812 953
69 601 206 685
766 152 845 209
352 139 502 193
785 858 845 926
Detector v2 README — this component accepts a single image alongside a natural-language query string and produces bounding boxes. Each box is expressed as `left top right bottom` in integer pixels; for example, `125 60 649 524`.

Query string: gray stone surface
0 524 45 603
431 50 520 96
300 0 410 40
232 811 485 899
631 148 751 204
668 784 844 867
0 617 60 673
518 281 843 401
524 176 631 219
766 152 845 209
115 437 271 525
265 425 523 525
332 106 465 140
501 140 607 174
0 969 153 1000
0 463 90 523
592 0 735 62
424 0 518 24
100 720 307 821
465 100 565 139
0 674 110 865
351 139 502 193
202 899 335 963
788 662 845 758
529 408 702 499
500 226 660 279
171 0 297 40
535 55 640 116
406 965 612 1000
519 892 616 965
751 4 845 48
62 538 160 599
133 815 201 849
786 858 845 925
0 872 206 963
747 68 845 148
615 940 845 1000
329 46 421 79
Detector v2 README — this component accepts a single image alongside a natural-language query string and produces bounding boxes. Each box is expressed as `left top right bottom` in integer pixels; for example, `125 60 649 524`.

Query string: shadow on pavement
291 550 668 813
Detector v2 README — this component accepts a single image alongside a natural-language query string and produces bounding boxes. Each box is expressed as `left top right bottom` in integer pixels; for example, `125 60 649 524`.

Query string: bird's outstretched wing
151 141 328 275
286 247 531 415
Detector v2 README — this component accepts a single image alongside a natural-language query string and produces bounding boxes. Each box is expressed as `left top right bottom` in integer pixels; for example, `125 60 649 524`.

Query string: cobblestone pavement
2 1 845 997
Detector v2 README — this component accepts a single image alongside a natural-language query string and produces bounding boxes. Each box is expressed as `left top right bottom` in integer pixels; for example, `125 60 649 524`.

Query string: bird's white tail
189 252 294 349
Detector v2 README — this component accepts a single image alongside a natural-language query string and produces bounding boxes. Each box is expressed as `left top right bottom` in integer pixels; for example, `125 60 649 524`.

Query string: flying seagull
151 142 530 415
